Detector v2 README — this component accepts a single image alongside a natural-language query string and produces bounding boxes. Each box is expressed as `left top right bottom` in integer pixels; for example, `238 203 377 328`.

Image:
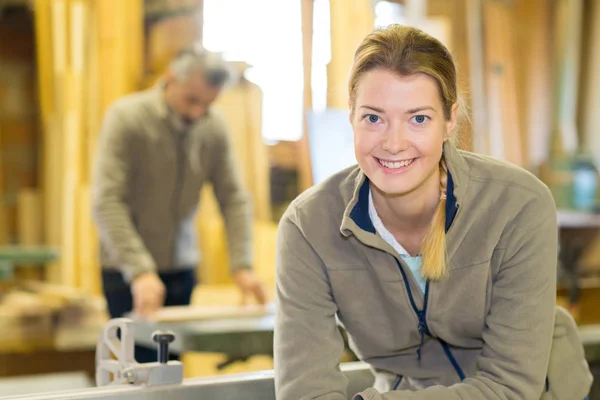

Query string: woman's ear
444 102 459 139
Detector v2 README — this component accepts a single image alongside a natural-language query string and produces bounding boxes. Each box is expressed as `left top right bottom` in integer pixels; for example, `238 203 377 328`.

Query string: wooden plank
33 0 59 278
59 0 87 288
16 189 41 245
0 208 7 245
551 0 583 156
78 185 101 295
580 0 600 162
44 0 69 283
327 0 374 109
245 82 271 221
0 123 6 245
144 304 271 323
466 0 488 154
483 0 523 166
298 0 315 192
515 0 552 169
16 189 43 279
33 0 54 127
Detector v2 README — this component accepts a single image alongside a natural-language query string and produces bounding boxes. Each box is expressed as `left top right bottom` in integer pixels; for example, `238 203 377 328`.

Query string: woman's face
351 69 457 197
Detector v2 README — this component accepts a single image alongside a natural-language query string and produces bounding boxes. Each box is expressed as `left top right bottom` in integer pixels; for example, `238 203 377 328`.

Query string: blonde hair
349 25 460 280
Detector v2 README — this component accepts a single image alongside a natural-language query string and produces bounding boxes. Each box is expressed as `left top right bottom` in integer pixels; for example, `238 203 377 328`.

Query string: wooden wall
0 6 38 245
327 0 375 109
34 0 144 291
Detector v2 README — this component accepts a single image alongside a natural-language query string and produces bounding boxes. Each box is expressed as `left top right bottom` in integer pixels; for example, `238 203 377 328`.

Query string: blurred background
0 0 599 397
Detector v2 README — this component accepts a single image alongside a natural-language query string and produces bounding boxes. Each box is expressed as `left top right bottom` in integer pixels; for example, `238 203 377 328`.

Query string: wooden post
552 0 583 156
466 0 488 155
16 189 43 280
298 0 315 193
33 0 144 288
483 0 523 166
0 123 6 245
580 0 600 162
515 0 552 169
327 0 374 109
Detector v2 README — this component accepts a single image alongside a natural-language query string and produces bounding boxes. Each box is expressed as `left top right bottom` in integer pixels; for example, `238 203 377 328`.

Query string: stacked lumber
33 0 143 292
0 281 107 352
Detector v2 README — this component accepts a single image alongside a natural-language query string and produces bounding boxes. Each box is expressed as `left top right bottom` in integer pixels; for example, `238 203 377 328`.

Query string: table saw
132 305 275 364
0 318 375 400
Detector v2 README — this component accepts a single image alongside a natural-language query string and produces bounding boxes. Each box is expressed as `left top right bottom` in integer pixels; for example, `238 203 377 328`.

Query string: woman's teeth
378 158 414 169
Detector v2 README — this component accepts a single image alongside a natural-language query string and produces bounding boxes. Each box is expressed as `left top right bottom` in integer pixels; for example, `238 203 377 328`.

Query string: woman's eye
411 115 429 125
365 114 380 123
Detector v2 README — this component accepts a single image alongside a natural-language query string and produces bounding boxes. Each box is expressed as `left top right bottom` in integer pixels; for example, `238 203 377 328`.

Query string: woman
274 25 592 399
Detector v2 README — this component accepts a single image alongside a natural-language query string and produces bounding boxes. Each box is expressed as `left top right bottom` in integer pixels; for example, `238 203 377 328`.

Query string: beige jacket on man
92 87 252 282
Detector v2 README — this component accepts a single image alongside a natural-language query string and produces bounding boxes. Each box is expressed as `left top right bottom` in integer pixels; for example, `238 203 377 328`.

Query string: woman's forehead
355 69 441 111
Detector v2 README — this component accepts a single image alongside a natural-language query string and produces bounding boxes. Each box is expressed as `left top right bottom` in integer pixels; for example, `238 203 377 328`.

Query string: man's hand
233 269 268 305
131 272 166 318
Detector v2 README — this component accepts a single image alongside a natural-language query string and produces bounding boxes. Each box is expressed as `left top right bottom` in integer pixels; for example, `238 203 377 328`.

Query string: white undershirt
368 188 426 292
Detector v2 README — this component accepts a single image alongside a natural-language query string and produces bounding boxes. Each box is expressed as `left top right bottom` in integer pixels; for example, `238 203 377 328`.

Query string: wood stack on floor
0 280 107 353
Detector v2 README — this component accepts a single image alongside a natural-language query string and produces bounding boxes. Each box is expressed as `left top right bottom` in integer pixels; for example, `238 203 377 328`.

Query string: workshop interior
0 0 599 398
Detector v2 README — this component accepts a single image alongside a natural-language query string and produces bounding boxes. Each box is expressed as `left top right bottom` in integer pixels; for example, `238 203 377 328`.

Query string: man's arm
91 105 157 282
208 125 253 272
354 189 558 400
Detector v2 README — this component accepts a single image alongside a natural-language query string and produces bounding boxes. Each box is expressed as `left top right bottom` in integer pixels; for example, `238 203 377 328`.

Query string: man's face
165 72 221 126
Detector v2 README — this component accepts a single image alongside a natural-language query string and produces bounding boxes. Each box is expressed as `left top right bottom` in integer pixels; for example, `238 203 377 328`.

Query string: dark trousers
102 268 196 364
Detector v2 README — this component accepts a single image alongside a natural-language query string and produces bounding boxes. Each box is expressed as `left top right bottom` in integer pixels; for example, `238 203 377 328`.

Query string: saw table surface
132 304 276 356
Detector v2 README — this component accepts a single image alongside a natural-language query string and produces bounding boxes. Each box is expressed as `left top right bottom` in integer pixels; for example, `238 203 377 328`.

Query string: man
92 47 267 363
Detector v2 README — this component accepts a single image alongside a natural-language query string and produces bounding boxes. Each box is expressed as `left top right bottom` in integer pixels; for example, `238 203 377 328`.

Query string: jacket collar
340 140 470 241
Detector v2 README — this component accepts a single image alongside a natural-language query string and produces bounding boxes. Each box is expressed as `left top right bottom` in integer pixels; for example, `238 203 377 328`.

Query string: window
203 0 304 142
374 1 405 27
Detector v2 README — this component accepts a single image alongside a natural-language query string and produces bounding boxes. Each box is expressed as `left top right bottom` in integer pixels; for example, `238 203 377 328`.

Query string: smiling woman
274 24 592 400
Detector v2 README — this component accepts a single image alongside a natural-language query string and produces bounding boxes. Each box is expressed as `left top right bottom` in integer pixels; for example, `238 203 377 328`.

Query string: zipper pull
416 311 427 361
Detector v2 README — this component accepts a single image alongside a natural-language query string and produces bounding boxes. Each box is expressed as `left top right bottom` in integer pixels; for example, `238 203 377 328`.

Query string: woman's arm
275 207 349 400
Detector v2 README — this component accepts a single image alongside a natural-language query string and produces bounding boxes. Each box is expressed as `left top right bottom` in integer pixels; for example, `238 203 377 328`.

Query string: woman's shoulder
460 150 554 212
281 165 360 229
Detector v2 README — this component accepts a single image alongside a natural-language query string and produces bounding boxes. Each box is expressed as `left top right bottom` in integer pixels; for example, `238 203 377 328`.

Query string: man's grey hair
169 45 237 88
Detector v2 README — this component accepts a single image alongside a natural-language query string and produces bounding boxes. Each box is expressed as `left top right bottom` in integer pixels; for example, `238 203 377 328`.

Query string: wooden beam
327 0 374 109
483 0 523 166
516 0 552 169
0 123 6 244
78 185 101 295
17 189 42 246
299 0 315 192
16 189 43 280
580 0 600 163
551 0 583 156
244 82 271 221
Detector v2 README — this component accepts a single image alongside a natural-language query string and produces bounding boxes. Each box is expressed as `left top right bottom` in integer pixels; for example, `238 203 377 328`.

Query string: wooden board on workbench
146 304 272 323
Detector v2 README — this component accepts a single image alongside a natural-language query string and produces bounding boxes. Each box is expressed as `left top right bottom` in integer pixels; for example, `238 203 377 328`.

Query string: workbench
133 313 275 366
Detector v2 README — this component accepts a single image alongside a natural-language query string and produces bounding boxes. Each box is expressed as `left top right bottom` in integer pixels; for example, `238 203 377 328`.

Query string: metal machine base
1 362 374 400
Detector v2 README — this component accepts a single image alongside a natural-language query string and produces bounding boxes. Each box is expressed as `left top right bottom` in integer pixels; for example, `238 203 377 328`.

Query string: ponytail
420 158 448 280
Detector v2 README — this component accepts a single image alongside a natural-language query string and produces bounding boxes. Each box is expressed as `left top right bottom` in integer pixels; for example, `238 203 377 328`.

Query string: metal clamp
95 318 183 387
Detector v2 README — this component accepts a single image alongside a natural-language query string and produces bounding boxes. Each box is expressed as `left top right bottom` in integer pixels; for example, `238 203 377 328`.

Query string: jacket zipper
394 257 430 360
392 196 466 381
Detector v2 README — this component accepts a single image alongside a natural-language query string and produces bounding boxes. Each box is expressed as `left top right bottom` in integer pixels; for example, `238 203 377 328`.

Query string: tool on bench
95 318 183 387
